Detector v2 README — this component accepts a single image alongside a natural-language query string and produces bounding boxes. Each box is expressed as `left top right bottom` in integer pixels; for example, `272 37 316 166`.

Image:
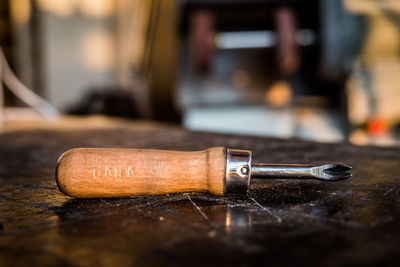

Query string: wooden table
1 117 400 266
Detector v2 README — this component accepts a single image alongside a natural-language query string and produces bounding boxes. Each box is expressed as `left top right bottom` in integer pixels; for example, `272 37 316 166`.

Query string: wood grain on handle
56 147 227 198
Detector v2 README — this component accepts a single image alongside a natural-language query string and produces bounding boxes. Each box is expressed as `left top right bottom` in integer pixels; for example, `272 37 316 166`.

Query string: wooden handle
56 147 227 198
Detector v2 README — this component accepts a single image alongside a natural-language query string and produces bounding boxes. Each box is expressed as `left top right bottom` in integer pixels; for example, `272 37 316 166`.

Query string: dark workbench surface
1 118 400 266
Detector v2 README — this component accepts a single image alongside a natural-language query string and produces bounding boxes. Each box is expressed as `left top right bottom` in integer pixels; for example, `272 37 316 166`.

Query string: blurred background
0 0 399 146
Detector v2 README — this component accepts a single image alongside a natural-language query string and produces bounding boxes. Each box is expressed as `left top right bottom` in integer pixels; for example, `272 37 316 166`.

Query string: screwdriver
56 147 351 198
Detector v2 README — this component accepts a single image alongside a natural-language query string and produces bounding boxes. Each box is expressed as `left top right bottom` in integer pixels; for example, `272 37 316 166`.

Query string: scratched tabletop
1 117 400 266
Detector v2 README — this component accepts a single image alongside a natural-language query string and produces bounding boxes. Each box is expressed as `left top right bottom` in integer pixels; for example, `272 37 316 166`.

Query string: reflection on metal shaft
252 163 317 179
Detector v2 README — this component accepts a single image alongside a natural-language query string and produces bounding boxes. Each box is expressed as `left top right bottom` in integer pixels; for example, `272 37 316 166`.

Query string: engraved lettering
104 167 113 177
113 168 122 178
92 168 100 179
94 166 137 178
127 166 135 177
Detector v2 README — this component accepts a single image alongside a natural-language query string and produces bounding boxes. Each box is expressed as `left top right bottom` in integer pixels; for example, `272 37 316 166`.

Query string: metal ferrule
225 148 252 194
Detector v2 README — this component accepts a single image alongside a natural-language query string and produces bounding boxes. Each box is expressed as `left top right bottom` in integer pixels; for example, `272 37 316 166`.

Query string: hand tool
56 147 351 198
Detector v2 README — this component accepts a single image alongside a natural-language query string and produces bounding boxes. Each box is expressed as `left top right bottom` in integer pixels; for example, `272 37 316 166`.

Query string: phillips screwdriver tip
320 163 352 181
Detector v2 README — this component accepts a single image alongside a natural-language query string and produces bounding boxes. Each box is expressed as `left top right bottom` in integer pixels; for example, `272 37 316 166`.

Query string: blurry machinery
0 1 59 126
177 0 365 141
345 0 400 146
7 0 397 145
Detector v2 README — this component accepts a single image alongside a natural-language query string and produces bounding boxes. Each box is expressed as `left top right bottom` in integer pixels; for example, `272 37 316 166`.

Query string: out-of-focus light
11 0 31 25
347 75 369 125
231 70 250 89
350 128 396 147
215 29 315 49
78 0 114 18
80 29 115 72
349 129 369 146
265 81 292 107
295 29 316 46
367 117 387 137
36 0 114 18
344 0 400 15
36 0 76 18
215 31 276 49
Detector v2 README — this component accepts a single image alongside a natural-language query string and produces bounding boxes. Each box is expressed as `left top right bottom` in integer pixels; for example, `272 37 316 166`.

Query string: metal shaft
251 163 352 181
225 149 352 194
